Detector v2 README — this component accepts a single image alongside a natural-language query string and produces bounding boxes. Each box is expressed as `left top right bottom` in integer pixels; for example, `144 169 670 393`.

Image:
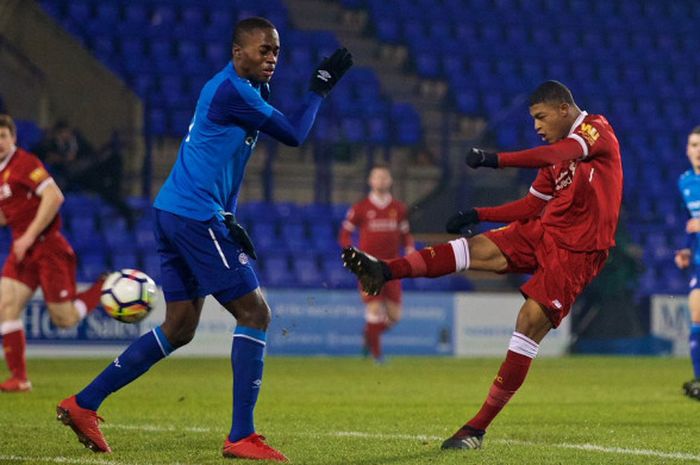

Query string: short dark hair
529 80 575 106
232 17 276 47
691 126 700 136
0 114 16 137
370 162 391 172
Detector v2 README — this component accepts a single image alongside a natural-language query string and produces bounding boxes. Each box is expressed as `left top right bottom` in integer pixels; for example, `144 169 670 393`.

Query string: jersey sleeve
568 119 608 159
529 168 554 201
21 155 54 195
207 79 275 130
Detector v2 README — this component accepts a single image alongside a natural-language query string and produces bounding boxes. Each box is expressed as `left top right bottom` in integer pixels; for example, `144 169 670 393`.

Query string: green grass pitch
1 356 699 464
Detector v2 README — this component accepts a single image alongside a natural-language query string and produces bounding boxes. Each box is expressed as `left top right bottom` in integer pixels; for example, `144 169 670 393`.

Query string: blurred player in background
343 81 622 450
0 114 104 393
339 163 414 363
56 17 352 461
674 125 700 400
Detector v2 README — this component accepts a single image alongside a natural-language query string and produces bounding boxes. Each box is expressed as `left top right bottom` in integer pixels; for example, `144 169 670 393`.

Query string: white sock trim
509 331 539 359
0 320 24 335
73 299 88 320
449 237 470 271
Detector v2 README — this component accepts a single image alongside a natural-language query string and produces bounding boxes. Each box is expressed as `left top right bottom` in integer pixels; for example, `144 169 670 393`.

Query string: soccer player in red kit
343 81 622 449
0 115 105 392
339 164 414 362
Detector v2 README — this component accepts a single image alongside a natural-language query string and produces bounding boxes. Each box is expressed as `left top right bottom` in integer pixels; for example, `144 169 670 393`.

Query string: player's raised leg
0 278 35 392
442 298 550 449
220 288 287 462
342 235 506 295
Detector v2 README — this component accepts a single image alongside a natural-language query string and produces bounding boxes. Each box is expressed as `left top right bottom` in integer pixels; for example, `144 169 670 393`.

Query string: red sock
76 275 107 312
3 329 27 381
467 350 533 431
387 243 457 279
365 322 385 359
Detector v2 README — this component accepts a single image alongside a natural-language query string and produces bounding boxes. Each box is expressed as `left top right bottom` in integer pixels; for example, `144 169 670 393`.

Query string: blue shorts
154 208 259 303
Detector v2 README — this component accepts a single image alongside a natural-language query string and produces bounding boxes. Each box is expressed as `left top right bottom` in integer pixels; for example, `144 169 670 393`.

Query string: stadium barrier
21 288 572 357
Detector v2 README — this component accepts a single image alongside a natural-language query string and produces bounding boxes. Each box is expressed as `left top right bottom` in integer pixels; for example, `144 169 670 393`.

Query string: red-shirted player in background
339 163 414 363
0 115 105 392
343 81 622 449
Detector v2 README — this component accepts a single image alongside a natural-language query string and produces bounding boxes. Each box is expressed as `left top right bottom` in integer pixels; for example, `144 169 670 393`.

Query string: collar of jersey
568 110 588 135
0 145 17 172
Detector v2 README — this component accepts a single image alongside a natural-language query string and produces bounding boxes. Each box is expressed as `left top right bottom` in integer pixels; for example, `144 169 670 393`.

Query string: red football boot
56 395 112 453
0 377 32 392
223 433 288 462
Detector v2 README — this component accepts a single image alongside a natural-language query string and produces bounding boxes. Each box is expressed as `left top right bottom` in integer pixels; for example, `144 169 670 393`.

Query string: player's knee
168 327 196 348
50 311 78 328
239 302 271 330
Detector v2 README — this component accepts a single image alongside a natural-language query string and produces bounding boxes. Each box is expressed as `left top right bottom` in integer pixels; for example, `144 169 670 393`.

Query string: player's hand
687 218 700 233
675 249 692 269
223 213 257 260
445 209 479 235
309 47 353 97
13 233 36 262
466 148 499 169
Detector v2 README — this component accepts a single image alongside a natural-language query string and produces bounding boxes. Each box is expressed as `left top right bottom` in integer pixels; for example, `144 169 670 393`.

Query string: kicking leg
342 234 507 295
442 298 552 449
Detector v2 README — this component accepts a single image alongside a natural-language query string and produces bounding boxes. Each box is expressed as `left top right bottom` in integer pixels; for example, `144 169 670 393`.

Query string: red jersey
0 147 61 240
339 194 414 259
527 112 622 252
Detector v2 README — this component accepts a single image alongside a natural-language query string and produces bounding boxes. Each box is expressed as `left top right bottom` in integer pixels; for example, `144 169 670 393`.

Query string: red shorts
360 280 402 304
2 232 77 303
484 219 608 328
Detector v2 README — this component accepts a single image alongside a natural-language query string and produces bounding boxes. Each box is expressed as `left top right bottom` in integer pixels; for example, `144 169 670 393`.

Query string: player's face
529 102 572 144
687 133 700 171
0 127 16 160
233 28 280 83
368 168 392 193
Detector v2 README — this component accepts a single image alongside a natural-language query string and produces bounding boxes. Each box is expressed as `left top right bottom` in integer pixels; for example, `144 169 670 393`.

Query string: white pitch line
101 424 700 463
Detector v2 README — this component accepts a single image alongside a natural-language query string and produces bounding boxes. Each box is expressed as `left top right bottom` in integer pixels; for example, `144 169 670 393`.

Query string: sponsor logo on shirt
578 123 600 146
29 167 49 183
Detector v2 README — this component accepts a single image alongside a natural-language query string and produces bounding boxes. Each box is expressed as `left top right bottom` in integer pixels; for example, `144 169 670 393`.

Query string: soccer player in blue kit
56 17 352 461
675 126 700 400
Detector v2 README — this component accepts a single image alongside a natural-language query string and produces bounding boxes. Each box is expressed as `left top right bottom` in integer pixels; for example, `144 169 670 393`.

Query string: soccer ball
100 269 157 323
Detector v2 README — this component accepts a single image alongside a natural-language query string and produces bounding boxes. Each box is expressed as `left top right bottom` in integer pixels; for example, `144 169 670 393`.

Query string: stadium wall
20 289 570 358
0 0 144 193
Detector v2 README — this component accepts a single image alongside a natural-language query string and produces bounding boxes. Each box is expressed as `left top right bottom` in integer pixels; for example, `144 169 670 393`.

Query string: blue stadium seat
292 256 323 287
263 256 296 288
15 120 44 151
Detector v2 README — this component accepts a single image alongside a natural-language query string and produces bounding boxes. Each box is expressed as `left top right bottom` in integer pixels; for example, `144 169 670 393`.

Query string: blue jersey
154 63 274 221
679 169 700 264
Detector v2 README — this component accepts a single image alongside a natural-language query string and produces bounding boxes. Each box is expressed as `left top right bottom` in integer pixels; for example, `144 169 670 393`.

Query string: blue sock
228 326 266 442
76 326 174 411
690 323 700 379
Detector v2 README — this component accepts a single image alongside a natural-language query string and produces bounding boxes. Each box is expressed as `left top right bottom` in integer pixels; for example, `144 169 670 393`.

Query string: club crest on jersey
238 252 249 265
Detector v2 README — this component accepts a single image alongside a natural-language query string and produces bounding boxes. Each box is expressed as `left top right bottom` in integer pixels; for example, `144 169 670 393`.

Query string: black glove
466 148 499 169
309 47 353 97
445 209 479 235
223 213 257 260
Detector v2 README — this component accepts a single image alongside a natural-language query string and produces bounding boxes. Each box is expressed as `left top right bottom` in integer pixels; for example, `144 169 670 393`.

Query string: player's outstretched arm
445 193 547 234
260 48 353 147
497 138 585 168
466 138 585 170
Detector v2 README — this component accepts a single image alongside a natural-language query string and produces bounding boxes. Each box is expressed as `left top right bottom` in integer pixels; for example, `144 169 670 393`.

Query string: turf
0 356 698 465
